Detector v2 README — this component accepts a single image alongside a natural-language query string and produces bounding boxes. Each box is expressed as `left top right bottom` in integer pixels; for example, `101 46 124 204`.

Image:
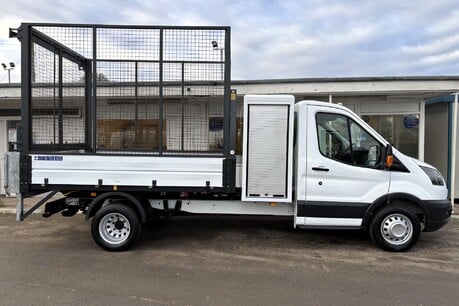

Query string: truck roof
296 100 351 112
296 99 390 146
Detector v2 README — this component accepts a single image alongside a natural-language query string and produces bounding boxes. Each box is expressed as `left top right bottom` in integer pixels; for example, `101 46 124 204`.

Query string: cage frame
17 22 234 158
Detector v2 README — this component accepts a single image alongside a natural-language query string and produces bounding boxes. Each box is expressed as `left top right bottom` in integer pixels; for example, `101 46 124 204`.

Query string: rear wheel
369 205 421 252
91 203 142 251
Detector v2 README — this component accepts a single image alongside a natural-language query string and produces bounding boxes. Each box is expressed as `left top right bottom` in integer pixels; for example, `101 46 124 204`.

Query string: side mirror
385 144 394 169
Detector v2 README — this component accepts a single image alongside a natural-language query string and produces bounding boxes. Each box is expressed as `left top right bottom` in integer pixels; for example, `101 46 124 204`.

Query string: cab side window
316 113 382 168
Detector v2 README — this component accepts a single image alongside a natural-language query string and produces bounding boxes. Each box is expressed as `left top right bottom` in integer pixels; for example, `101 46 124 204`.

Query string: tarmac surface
0 197 458 305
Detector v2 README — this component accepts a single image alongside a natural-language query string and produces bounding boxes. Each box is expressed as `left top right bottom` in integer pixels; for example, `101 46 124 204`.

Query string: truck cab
293 100 452 251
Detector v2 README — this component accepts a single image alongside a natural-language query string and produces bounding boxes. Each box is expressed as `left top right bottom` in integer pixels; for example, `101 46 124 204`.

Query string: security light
212 40 218 49
2 62 15 83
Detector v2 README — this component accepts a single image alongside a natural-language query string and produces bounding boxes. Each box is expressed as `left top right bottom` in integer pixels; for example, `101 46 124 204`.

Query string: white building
1 76 459 198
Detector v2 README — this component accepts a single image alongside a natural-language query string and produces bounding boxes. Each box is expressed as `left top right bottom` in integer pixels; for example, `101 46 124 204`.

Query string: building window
363 114 419 158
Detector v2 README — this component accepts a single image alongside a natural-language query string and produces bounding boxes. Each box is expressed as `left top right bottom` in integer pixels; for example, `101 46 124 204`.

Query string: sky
1 0 459 83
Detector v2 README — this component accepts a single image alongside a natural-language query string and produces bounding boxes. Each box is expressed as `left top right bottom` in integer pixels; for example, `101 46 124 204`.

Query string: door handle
312 166 329 172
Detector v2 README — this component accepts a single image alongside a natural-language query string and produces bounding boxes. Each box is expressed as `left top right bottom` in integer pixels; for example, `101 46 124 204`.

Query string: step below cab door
296 105 390 228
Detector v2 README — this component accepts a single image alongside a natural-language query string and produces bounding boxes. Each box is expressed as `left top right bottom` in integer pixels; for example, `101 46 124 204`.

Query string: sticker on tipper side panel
33 155 64 161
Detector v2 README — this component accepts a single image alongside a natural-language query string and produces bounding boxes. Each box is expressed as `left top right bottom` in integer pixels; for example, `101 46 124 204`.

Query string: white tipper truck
5 94 452 252
3 23 452 252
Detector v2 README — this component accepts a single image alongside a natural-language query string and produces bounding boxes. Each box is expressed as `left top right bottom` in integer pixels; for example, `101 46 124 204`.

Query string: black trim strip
297 201 369 218
297 200 306 216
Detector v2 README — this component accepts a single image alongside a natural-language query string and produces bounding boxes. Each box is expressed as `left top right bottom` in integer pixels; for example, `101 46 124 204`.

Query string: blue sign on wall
209 117 224 131
403 115 419 129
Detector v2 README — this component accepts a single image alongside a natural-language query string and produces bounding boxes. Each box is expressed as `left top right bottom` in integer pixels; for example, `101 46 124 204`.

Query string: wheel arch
362 193 431 230
85 192 147 223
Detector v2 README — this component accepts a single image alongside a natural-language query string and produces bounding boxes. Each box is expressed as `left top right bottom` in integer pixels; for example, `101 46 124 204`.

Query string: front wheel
369 205 421 252
91 203 142 251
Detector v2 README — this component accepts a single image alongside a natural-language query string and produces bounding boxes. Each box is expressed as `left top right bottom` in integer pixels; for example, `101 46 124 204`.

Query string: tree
97 73 109 82
79 73 110 83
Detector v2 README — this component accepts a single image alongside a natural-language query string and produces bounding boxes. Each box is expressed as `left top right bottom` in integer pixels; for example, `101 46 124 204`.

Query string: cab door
301 106 390 228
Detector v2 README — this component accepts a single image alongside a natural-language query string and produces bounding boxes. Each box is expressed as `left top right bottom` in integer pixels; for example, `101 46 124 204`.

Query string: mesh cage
30 27 90 151
22 24 230 155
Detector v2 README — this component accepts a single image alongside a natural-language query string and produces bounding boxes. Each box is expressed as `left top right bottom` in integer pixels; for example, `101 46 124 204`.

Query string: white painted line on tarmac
0 209 43 214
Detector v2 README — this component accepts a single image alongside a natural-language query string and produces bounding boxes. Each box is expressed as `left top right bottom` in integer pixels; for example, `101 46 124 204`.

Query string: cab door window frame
316 112 384 169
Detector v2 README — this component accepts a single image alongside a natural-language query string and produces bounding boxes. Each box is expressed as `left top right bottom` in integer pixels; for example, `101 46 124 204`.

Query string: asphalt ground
0 197 458 305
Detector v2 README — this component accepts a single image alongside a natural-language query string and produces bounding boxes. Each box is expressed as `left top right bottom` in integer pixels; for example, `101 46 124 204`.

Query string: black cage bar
18 23 232 157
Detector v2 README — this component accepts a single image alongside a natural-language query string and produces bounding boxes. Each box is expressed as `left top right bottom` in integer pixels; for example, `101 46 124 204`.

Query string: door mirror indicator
385 144 393 169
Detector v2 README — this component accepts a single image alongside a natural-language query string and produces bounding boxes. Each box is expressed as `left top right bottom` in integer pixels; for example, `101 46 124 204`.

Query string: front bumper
424 199 452 232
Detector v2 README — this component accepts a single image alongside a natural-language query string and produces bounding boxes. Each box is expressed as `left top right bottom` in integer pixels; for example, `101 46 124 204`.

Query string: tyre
91 203 142 251
369 205 421 252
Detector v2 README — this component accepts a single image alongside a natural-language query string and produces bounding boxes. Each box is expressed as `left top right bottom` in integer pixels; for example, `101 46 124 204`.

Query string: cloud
1 0 459 83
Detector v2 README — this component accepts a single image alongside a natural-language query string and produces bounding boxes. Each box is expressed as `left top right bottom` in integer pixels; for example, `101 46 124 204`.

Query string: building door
0 119 21 195
7 120 21 152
